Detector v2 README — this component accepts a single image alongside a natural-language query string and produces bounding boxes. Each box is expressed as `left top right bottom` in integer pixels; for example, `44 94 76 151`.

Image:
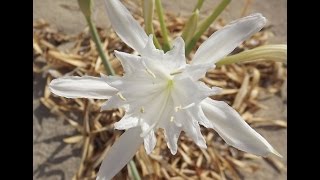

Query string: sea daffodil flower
49 0 281 179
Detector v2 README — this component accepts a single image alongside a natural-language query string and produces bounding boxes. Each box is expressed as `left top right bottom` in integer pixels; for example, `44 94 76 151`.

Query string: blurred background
33 0 287 179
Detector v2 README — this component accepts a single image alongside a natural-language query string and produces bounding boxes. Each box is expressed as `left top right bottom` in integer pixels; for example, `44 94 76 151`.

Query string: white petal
155 98 181 154
175 109 207 149
139 90 170 135
97 127 143 180
104 0 148 53
163 123 182 155
201 98 281 157
49 76 117 99
181 63 214 80
114 50 142 74
114 114 139 130
100 94 125 111
188 105 213 129
143 129 157 154
183 118 207 149
192 13 266 65
171 77 215 107
163 37 186 70
140 35 164 59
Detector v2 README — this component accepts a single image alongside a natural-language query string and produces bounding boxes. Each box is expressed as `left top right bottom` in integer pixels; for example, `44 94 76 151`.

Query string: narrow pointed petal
201 98 281 157
163 124 182 155
140 35 164 60
163 37 186 70
49 76 117 99
192 13 266 65
104 0 148 53
188 105 214 129
114 114 139 130
100 94 126 111
175 110 207 149
183 118 207 148
114 50 142 74
97 127 143 180
143 130 157 154
183 63 214 80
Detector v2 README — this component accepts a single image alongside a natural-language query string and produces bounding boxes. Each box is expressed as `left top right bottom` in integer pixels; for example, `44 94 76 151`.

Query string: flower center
167 79 174 90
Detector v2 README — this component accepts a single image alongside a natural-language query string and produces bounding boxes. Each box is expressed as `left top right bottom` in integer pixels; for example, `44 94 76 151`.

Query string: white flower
49 0 281 179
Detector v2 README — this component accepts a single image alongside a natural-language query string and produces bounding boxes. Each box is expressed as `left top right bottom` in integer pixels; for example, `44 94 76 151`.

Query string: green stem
86 17 115 75
142 0 162 49
181 10 199 44
185 0 231 55
129 160 141 180
155 0 171 52
216 44 287 67
193 0 205 12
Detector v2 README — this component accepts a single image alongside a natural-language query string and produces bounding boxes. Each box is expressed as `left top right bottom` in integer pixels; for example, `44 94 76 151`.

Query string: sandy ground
33 0 287 179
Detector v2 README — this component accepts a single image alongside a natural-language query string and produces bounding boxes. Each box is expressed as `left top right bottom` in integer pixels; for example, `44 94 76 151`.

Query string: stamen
175 103 195 112
181 103 195 109
146 68 156 78
117 92 127 101
170 70 183 76
170 66 186 76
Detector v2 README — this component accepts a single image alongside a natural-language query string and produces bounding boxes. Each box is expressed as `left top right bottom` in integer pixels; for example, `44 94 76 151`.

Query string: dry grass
33 10 286 180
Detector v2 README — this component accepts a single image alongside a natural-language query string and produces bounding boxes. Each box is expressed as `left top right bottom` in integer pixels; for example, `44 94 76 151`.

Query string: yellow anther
117 92 127 101
140 107 145 113
170 70 183 76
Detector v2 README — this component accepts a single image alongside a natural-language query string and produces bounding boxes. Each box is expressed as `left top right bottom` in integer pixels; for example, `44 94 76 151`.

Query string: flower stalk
78 0 115 75
216 44 287 66
186 0 231 55
181 10 199 44
193 0 205 12
128 160 142 180
155 0 171 52
142 0 162 49
86 19 115 75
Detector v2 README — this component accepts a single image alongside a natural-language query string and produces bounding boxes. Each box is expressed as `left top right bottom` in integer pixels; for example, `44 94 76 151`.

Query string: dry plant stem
241 0 252 17
142 0 162 49
86 17 115 75
155 0 171 52
186 0 231 55
216 44 287 67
